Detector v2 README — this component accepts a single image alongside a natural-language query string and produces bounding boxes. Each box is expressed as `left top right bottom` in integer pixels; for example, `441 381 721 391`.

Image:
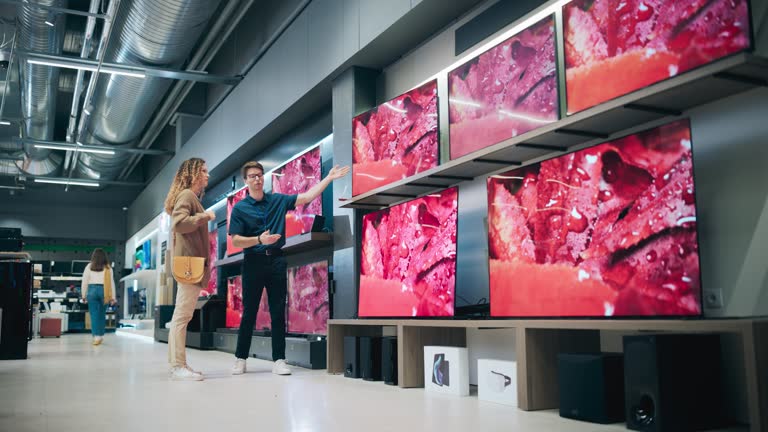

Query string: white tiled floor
0 333 632 432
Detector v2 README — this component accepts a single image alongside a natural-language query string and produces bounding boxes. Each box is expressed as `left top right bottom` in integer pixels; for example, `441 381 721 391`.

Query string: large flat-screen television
226 187 248 256
359 187 458 317
272 146 323 237
487 119 701 317
287 260 330 335
202 231 218 297
134 240 151 271
225 275 274 331
352 79 438 196
448 15 558 160
564 0 751 114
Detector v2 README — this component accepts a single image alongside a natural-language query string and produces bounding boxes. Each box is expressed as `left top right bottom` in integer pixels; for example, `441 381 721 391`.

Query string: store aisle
0 334 626 432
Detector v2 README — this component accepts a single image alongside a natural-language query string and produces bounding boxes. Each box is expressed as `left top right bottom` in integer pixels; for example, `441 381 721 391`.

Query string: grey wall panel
342 0 361 60
688 87 768 317
455 177 490 307
0 204 127 241
308 0 347 82
359 0 412 48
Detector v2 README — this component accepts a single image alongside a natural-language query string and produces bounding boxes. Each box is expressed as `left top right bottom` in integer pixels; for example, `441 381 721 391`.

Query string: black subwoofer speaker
343 336 360 378
381 336 398 385
623 334 724 432
360 336 382 381
558 353 625 424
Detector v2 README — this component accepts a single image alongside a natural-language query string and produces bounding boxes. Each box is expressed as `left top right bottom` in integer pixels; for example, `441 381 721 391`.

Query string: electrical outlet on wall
703 289 724 309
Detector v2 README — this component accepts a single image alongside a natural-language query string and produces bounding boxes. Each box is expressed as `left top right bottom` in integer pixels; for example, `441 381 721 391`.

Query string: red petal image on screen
352 80 438 196
272 146 323 237
448 16 558 160
487 119 701 317
359 187 458 317
226 187 248 256
564 0 751 113
201 231 218 297
287 261 329 335
225 276 273 330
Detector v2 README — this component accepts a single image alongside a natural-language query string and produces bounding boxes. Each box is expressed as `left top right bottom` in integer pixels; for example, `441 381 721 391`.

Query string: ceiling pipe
116 0 253 180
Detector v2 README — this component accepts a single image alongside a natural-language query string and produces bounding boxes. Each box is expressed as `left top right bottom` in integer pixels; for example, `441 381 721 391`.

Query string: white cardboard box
423 346 469 396
477 359 517 406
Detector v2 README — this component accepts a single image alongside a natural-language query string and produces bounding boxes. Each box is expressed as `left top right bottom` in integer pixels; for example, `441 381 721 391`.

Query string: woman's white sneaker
170 366 204 381
272 359 291 375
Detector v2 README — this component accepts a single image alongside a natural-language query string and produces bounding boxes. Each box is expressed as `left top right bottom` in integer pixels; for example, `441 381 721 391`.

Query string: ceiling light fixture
44 20 54 27
34 143 115 155
34 178 100 187
26 59 147 79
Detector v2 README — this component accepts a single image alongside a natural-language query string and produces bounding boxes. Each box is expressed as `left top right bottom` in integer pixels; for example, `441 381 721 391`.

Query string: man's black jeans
235 253 287 360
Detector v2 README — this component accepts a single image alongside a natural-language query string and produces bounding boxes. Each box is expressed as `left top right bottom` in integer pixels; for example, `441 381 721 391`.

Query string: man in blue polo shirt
229 160 349 375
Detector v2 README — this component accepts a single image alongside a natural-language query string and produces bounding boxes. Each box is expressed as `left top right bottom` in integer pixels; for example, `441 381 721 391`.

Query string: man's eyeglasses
246 173 263 180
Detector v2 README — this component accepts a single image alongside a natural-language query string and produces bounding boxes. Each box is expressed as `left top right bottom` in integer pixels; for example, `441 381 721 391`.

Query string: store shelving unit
341 53 768 209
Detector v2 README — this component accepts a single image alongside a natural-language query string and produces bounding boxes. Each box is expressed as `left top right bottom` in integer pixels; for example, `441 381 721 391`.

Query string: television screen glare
359 187 458 317
272 146 323 238
487 119 701 317
287 260 329 335
564 0 751 113
448 16 558 160
352 79 438 196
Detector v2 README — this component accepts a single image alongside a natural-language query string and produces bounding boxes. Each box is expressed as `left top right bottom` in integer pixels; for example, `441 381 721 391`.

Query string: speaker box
623 334 723 432
343 336 360 378
381 336 398 385
558 353 625 424
360 336 382 381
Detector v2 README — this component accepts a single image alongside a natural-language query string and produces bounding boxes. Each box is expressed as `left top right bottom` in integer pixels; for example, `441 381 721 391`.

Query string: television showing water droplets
272 146 323 237
226 187 248 256
287 260 330 335
563 0 752 114
352 79 438 196
225 275 274 331
487 119 702 317
358 187 458 318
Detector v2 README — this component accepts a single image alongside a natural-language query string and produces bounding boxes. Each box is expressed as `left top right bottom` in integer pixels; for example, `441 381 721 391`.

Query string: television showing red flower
225 275 273 330
487 119 701 317
353 80 438 196
564 0 751 113
226 187 248 256
272 146 323 237
287 260 329 335
449 16 558 159
359 187 458 317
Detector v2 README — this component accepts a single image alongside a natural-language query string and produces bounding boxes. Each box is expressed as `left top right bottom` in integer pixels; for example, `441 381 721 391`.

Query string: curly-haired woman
164 158 215 381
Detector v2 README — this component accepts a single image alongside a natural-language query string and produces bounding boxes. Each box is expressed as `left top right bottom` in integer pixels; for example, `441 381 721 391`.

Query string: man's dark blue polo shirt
228 192 297 254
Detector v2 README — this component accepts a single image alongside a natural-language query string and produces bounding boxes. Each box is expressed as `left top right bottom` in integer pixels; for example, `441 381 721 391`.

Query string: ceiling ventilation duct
16 0 67 177
75 0 221 180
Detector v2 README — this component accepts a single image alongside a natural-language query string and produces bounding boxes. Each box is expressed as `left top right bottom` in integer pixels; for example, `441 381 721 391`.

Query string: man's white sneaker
231 358 247 375
170 366 204 381
272 359 291 376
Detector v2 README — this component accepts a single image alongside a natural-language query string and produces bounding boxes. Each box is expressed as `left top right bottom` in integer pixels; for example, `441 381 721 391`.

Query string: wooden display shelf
341 53 768 209
327 317 768 432
214 232 333 267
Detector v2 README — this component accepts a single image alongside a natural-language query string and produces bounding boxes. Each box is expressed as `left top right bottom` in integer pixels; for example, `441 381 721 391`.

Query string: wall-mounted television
487 119 701 317
134 240 151 271
271 146 323 237
448 15 558 160
563 0 751 114
226 187 248 256
71 261 89 275
359 187 458 318
287 260 330 335
352 79 438 196
226 275 274 331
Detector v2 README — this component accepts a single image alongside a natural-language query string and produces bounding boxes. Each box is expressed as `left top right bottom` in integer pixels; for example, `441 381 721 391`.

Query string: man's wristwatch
256 233 262 245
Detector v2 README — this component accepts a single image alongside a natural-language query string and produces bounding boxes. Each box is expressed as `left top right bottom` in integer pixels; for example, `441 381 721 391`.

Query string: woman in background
81 248 116 345
163 157 215 381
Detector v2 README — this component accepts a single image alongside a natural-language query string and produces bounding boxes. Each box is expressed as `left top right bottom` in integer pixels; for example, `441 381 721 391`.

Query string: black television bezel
357 186 459 319
485 118 705 320
351 78 440 198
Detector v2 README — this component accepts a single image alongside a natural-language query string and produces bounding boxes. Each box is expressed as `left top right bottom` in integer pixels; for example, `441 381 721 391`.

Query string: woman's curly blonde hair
164 158 206 215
